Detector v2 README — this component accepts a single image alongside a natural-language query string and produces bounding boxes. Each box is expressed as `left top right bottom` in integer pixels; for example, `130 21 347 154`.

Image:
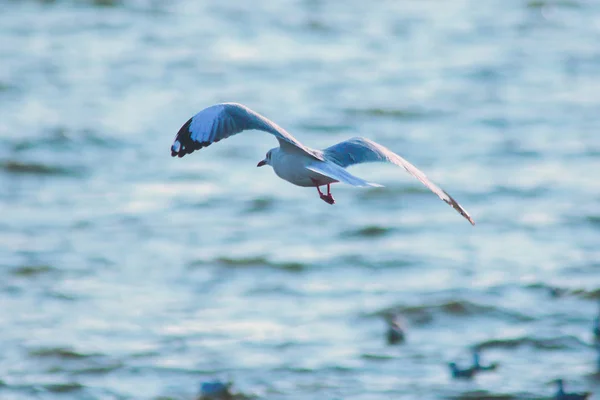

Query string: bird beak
257 159 267 167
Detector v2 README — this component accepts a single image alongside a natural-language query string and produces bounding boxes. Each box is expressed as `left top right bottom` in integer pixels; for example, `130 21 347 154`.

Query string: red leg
312 180 335 205
324 184 335 204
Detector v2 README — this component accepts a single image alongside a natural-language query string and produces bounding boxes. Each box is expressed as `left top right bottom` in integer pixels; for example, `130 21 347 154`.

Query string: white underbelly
272 154 337 187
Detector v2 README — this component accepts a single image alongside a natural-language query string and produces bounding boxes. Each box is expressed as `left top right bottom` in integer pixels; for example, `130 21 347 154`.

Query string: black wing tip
170 117 217 158
449 200 476 226
458 206 476 226
442 191 476 226
171 140 215 158
459 209 476 226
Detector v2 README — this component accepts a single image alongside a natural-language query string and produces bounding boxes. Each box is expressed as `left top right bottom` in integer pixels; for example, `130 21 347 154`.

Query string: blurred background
1 0 600 399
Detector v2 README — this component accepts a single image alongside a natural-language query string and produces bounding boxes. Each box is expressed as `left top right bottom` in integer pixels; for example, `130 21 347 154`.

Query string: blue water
1 0 600 399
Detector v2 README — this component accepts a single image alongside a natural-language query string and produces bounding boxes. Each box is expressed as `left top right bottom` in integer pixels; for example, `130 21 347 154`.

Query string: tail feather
306 162 383 188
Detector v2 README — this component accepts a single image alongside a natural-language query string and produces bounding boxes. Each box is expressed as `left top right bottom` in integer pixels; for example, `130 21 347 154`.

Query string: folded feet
320 192 335 205
313 181 335 205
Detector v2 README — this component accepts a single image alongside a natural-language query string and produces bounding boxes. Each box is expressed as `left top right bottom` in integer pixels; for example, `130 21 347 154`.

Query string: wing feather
171 103 323 160
323 137 475 225
211 116 222 143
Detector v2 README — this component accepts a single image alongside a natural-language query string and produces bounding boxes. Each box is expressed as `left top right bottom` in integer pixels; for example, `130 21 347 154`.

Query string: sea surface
1 0 600 399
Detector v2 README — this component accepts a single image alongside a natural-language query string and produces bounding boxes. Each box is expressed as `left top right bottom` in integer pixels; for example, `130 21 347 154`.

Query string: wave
243 197 276 214
0 160 79 176
28 347 96 360
379 299 534 325
25 0 124 8
40 382 84 394
10 264 55 277
336 254 414 269
344 107 443 120
475 335 588 351
27 346 123 376
526 282 600 299
491 185 549 198
360 353 396 361
190 256 307 271
341 225 394 238
298 123 352 133
447 389 528 400
356 185 434 200
585 215 600 228
9 127 121 153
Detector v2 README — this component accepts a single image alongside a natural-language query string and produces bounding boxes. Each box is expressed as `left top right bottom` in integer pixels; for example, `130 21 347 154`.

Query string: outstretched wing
323 137 475 225
171 102 322 160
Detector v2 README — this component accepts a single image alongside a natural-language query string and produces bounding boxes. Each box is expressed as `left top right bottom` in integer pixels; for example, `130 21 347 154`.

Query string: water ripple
1 0 600 398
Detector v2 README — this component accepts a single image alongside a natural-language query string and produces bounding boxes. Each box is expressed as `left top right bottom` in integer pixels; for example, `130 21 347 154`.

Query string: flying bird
171 103 474 225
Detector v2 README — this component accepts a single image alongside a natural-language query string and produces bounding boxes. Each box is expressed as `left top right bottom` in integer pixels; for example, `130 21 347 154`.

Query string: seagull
448 362 477 379
472 350 499 372
171 103 474 225
552 379 591 400
385 314 406 345
448 352 499 380
199 380 233 400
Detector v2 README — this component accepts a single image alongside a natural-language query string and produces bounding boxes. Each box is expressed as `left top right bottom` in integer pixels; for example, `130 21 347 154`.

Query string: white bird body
270 148 334 187
171 102 475 225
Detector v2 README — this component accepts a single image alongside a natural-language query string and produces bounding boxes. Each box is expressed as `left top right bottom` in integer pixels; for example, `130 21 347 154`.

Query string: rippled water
1 0 600 399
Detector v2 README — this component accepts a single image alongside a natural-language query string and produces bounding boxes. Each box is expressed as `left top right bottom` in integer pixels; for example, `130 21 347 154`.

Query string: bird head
257 148 275 167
